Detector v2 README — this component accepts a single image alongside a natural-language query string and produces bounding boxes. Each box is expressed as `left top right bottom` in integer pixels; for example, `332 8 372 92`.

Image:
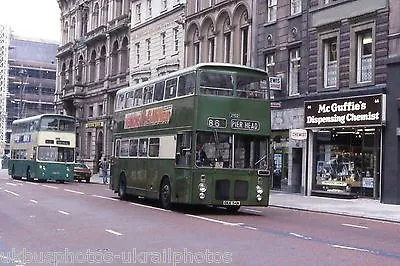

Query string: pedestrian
101 157 109 184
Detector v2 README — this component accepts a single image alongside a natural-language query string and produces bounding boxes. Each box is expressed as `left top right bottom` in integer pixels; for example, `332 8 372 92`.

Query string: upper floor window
357 30 373 83
323 38 338 88
135 4 141 23
291 0 301 15
208 0 215 7
265 54 275 74
173 28 179 52
268 0 277 23
147 0 152 17
146 38 151 61
161 32 166 56
289 48 300 96
162 0 168 10
135 42 140 64
195 0 201 12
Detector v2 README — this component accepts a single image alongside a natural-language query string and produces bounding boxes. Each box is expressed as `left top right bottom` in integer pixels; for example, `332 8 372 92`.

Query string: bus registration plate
223 200 241 206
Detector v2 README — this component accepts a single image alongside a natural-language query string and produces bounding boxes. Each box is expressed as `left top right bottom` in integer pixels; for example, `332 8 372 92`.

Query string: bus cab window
176 133 192 166
154 82 165 101
178 73 195 96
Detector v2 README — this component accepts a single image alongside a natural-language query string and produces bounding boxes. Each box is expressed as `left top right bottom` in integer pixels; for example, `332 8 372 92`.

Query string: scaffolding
0 25 10 156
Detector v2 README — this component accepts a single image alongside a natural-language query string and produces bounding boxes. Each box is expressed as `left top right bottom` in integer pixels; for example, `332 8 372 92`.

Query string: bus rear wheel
159 178 172 210
26 168 34 182
11 165 21 180
118 175 127 200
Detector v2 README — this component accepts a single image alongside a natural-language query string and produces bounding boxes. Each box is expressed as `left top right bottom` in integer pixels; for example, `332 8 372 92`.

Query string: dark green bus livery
8 114 76 182
111 63 271 211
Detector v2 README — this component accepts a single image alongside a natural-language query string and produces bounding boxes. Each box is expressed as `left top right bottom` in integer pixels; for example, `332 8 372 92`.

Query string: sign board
269 77 281 91
124 105 173 129
86 121 104 128
271 102 281 108
290 129 307 140
362 177 374 188
304 94 385 128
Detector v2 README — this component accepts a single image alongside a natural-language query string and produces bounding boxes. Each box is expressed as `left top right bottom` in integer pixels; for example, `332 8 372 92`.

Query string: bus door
174 133 193 203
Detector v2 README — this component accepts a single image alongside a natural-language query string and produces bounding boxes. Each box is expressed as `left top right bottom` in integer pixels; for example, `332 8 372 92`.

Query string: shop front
304 94 385 198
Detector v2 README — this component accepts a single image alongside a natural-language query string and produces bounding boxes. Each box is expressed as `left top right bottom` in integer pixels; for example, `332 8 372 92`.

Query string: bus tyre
226 206 240 213
118 175 127 200
26 168 34 182
159 178 172 210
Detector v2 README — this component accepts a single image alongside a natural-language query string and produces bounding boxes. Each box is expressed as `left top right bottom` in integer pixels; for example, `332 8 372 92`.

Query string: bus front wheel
118 175 127 200
159 178 172 210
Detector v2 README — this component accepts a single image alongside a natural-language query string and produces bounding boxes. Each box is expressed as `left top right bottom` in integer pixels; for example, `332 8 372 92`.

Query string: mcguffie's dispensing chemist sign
304 94 385 128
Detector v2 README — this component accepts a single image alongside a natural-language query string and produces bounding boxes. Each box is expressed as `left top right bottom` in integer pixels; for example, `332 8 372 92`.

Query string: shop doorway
291 148 302 193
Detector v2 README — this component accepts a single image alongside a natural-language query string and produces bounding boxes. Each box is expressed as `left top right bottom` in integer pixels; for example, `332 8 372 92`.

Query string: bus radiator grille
215 180 229 200
234 181 248 201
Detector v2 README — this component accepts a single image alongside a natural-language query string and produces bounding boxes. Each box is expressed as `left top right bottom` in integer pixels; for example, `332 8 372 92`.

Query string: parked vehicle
74 163 91 183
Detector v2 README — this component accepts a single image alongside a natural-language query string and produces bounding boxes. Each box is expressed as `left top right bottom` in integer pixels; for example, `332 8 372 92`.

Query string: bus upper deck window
133 88 143 106
165 78 177 99
143 85 154 104
154 82 165 101
117 94 125 110
178 73 195 96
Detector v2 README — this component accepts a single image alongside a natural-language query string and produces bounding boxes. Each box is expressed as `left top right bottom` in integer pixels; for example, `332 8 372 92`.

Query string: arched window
207 24 215 62
239 10 249 65
77 55 84 83
193 29 200 65
115 0 123 18
99 46 107 80
223 17 231 63
92 3 100 29
89 50 97 82
111 41 119 76
71 18 76 41
60 63 67 87
68 60 74 84
63 21 69 44
81 11 88 36
120 37 129 74
102 1 109 24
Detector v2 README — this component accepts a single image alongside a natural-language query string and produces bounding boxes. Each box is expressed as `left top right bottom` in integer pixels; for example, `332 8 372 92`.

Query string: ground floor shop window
313 128 380 198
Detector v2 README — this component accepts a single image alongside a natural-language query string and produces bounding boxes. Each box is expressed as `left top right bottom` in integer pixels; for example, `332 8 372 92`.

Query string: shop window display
314 128 380 197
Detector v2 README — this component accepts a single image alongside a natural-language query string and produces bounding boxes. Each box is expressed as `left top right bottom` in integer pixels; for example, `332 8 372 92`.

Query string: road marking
42 184 59 189
130 202 171 212
64 188 85 195
92 195 119 201
30 199 38 204
4 189 19 197
185 214 240 226
243 225 258 230
58 210 70 215
106 229 123 236
6 182 17 186
26 181 38 186
341 223 368 229
243 208 262 214
331 244 370 253
289 232 312 240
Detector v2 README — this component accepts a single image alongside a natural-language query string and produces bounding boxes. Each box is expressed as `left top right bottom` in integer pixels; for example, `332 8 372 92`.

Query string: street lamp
17 69 28 119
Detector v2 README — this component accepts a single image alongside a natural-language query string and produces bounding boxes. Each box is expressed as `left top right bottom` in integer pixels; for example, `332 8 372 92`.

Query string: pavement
3 169 400 223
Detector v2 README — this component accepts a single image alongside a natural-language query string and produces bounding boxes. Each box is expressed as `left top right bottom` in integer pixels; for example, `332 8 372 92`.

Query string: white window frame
289 48 300 96
135 42 140 65
147 0 152 18
161 32 166 57
265 54 275 74
357 31 373 83
173 28 179 52
290 0 301 16
146 39 151 61
135 4 141 23
162 0 168 10
323 39 338 88
267 0 277 23
208 37 215 62
223 32 231 63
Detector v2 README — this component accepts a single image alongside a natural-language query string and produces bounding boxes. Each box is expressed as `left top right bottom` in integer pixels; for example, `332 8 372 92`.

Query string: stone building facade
184 0 255 67
129 0 185 83
255 0 308 193
55 0 130 171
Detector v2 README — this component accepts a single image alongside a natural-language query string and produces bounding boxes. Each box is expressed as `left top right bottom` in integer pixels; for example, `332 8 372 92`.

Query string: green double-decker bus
8 114 76 182
111 63 271 211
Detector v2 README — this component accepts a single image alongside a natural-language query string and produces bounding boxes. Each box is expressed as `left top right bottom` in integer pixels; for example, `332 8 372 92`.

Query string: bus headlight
256 194 263 201
66 167 70 172
256 185 263 195
198 182 207 193
199 192 206 200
